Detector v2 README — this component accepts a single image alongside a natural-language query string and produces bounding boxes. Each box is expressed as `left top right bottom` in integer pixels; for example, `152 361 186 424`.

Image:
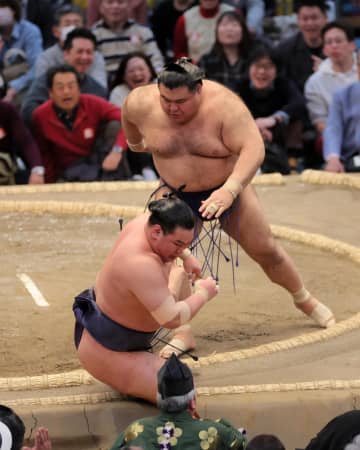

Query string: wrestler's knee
248 235 284 268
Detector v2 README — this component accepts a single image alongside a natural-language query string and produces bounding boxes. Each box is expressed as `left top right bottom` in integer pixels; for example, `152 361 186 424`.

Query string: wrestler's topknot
148 197 195 234
158 58 205 92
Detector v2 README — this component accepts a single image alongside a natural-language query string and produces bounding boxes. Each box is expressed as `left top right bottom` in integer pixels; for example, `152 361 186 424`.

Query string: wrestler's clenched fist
194 277 219 302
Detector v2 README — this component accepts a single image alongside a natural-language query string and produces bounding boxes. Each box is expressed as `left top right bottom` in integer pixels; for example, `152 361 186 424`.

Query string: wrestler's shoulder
114 242 161 269
203 80 244 106
126 84 158 108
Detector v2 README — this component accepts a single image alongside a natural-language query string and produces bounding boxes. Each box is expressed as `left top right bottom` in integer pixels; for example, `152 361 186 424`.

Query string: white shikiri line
17 273 49 307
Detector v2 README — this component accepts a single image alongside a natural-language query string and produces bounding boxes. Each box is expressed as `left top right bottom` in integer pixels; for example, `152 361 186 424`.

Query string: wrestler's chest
146 128 226 158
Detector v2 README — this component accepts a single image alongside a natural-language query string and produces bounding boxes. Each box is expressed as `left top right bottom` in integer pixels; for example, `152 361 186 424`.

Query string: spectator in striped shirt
91 0 164 84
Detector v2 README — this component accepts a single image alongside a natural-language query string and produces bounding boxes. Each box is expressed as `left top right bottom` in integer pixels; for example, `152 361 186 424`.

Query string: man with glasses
121 57 336 358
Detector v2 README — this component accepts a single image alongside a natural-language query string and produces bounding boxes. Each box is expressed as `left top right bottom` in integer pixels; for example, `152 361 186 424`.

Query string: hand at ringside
22 427 52 450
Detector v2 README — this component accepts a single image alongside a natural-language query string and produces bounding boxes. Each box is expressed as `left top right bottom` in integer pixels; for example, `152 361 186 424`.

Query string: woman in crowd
110 52 157 180
198 10 259 92
237 45 306 174
110 51 157 107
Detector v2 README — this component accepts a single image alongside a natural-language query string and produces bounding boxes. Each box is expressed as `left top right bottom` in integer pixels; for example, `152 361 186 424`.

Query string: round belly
153 154 235 191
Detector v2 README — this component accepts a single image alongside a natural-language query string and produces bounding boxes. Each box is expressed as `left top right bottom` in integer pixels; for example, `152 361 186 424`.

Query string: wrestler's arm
121 90 148 152
179 248 202 281
127 257 217 328
223 96 265 186
199 95 265 219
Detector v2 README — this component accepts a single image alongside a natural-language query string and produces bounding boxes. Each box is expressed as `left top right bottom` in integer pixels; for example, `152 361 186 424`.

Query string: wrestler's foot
159 328 196 359
295 296 336 328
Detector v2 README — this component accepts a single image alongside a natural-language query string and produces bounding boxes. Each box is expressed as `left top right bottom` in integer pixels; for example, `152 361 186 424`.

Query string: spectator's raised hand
22 427 52 450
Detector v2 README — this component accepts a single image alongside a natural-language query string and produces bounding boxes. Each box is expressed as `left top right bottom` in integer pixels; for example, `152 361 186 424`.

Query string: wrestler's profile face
158 83 202 124
154 226 194 262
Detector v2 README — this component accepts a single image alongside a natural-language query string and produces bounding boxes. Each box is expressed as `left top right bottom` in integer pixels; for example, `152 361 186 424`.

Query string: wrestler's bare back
94 214 172 332
124 81 261 191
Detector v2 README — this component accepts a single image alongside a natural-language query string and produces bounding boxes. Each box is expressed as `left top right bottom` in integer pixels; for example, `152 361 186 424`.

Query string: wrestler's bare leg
220 184 335 328
77 329 164 403
159 264 196 359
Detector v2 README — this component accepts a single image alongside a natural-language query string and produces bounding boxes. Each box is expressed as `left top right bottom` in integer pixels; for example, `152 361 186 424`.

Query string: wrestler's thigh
78 330 164 397
221 185 274 256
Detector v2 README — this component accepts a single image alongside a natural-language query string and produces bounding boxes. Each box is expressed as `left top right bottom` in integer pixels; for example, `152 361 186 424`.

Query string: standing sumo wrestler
121 57 336 358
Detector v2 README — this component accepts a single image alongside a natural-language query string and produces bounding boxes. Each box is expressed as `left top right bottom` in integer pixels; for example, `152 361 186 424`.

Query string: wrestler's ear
195 84 202 95
150 224 163 241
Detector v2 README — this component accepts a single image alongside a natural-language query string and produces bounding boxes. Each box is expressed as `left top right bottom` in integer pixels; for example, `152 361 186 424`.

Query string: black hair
0 0 21 21
111 51 157 90
63 27 97 51
213 11 255 59
46 64 81 89
148 197 195 235
0 405 25 450
247 45 282 72
53 4 85 26
246 434 286 450
294 0 329 14
157 58 205 92
321 21 355 41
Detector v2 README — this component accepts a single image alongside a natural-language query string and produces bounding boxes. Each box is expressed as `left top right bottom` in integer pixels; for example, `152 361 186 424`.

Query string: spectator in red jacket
32 65 128 183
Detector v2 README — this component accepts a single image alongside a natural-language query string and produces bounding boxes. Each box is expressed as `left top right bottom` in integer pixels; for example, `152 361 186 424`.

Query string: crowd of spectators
0 0 359 183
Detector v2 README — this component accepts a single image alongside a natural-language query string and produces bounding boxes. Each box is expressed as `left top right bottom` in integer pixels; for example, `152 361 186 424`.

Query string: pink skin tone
22 427 52 450
158 84 202 124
